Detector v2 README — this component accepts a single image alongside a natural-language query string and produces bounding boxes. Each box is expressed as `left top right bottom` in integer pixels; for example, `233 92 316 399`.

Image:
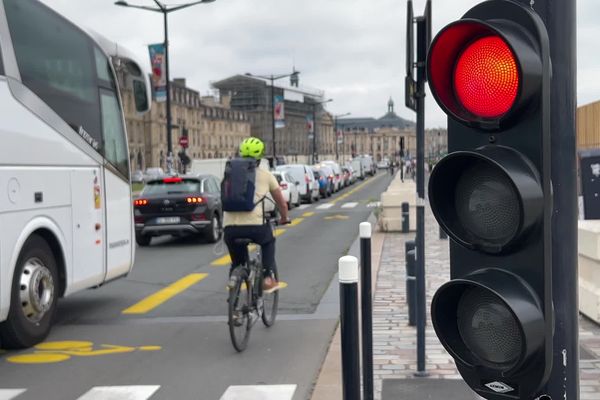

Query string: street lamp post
115 0 216 174
311 99 333 164
333 112 351 161
245 71 299 164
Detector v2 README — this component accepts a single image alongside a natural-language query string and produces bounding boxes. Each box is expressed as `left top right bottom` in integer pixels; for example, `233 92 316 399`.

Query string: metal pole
313 104 317 164
163 9 173 174
360 222 374 400
533 0 579 398
271 76 276 161
335 116 339 161
414 15 428 378
339 256 361 400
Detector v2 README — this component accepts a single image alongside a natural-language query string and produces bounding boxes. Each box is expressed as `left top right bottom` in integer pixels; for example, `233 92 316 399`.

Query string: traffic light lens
457 286 522 366
455 162 520 242
454 36 519 118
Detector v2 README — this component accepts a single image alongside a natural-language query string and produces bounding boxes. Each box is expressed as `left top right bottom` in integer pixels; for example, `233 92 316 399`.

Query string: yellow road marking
274 228 286 237
290 218 304 226
325 214 350 220
122 273 208 314
330 174 384 204
302 211 315 217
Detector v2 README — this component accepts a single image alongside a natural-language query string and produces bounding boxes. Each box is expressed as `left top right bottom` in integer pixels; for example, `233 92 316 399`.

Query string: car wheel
206 214 221 243
0 235 59 349
136 233 151 247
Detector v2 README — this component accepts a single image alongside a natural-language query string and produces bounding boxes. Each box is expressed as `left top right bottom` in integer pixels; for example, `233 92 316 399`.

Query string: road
0 172 393 400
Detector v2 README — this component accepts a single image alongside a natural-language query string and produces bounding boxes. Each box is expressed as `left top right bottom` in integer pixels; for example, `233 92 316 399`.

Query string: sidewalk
311 203 600 400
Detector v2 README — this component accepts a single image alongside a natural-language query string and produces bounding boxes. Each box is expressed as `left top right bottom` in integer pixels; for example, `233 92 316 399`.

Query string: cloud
41 0 599 128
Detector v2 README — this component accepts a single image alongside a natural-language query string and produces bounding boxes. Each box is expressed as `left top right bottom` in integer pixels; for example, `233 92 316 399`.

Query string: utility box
579 149 600 219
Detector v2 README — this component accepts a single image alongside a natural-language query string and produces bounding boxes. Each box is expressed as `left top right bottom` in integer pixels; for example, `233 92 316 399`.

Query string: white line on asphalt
219 385 297 400
297 204 310 210
366 201 381 208
0 389 26 400
341 202 358 209
77 386 160 400
316 203 334 210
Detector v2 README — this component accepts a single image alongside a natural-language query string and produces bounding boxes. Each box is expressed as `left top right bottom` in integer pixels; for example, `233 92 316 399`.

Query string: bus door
71 168 105 286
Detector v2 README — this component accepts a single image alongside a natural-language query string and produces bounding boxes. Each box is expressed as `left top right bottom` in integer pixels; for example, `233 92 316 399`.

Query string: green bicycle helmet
239 137 265 159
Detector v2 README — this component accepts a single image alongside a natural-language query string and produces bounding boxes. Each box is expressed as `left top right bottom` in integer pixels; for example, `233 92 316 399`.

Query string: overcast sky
41 0 599 129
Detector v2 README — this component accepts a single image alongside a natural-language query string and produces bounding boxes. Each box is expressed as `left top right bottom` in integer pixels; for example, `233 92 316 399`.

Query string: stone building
212 74 334 163
118 74 251 172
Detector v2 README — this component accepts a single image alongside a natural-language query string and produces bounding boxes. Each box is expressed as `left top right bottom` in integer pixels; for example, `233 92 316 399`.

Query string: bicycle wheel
261 265 279 327
228 268 252 352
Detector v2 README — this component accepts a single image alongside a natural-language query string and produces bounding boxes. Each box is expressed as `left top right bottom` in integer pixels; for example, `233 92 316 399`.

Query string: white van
276 164 320 203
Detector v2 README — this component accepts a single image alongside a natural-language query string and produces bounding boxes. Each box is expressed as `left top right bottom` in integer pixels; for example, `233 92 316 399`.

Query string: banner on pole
148 43 167 102
306 114 314 135
274 95 285 129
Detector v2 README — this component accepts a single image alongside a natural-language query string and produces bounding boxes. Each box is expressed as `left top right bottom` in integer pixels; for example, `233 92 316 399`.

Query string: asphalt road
0 172 394 400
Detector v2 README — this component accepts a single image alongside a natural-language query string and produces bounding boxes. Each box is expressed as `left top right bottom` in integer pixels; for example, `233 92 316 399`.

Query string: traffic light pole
414 14 428 378
534 0 579 398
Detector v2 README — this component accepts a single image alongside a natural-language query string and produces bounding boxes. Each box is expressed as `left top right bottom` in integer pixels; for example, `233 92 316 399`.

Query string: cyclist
223 137 289 292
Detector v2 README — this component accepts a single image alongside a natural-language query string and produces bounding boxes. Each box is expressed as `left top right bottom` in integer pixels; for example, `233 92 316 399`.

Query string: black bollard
339 256 361 400
406 249 416 326
402 202 410 233
360 222 374 400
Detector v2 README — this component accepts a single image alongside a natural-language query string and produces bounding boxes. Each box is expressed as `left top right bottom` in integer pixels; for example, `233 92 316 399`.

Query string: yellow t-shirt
224 168 279 226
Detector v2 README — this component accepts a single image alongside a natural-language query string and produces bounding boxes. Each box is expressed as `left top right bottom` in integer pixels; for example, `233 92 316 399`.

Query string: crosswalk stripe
297 204 310 210
0 389 26 400
219 385 297 400
316 203 334 210
77 386 160 400
341 202 358 209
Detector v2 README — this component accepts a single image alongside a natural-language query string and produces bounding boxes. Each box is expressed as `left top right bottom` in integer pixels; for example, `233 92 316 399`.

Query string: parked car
276 164 319 203
320 160 343 192
133 175 223 246
344 164 358 185
351 158 365 180
341 166 352 187
131 170 145 184
377 159 390 169
144 167 165 181
273 171 300 210
313 165 334 198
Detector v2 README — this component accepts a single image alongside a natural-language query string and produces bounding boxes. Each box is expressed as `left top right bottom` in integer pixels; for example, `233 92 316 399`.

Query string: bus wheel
0 235 58 349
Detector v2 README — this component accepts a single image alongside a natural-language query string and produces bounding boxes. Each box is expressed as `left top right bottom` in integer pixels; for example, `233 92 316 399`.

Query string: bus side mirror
133 79 150 113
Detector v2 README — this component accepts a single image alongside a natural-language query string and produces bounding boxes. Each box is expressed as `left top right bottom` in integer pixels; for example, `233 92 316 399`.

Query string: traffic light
426 1 552 399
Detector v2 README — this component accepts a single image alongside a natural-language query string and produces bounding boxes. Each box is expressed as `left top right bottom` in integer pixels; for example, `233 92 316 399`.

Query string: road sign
426 1 552 399
179 136 188 148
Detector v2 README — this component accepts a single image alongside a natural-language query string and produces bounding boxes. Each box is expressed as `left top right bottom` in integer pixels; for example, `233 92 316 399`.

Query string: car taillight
186 197 204 204
163 177 182 183
280 183 288 190
134 199 148 206
134 216 144 223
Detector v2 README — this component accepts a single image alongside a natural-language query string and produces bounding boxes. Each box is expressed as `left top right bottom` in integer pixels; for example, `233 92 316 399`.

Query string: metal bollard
405 239 416 258
360 222 374 400
406 249 416 326
402 202 410 233
339 256 361 400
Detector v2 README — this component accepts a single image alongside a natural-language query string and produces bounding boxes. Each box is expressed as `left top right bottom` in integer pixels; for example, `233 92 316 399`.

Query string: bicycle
227 218 289 352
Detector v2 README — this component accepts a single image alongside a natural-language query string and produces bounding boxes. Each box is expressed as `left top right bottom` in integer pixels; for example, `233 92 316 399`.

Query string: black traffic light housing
427 1 553 399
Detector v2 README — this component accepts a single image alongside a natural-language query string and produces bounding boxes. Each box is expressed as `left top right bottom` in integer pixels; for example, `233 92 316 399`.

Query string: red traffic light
427 20 541 128
454 36 519 118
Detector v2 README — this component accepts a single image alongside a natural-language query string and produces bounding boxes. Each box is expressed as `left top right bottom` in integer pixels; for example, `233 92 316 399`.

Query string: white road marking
219 385 297 400
77 386 160 400
341 202 358 209
316 203 334 210
0 389 26 400
297 204 310 210
366 201 381 208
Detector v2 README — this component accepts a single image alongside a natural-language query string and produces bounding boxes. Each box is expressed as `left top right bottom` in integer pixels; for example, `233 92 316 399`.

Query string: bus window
101 90 128 176
4 0 103 151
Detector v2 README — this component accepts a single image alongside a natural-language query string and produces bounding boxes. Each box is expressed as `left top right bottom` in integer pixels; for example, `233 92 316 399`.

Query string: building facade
212 74 334 163
118 74 251 172
578 100 600 151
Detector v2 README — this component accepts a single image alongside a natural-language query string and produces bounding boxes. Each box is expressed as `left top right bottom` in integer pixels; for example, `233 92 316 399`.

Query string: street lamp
245 71 300 164
310 98 333 164
115 0 216 174
333 112 351 161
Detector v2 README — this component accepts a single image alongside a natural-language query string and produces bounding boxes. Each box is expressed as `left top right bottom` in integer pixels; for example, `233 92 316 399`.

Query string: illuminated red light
454 36 519 118
134 199 148 206
163 177 183 183
186 197 203 204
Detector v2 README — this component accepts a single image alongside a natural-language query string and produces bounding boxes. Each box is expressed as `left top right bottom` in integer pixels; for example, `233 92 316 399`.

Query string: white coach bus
0 0 151 348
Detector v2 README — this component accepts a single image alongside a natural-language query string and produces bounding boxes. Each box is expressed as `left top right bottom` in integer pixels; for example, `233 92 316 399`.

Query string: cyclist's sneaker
262 276 280 293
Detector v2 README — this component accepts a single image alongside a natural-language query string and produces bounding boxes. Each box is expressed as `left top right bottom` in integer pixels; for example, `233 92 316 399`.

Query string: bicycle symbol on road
5 340 161 364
